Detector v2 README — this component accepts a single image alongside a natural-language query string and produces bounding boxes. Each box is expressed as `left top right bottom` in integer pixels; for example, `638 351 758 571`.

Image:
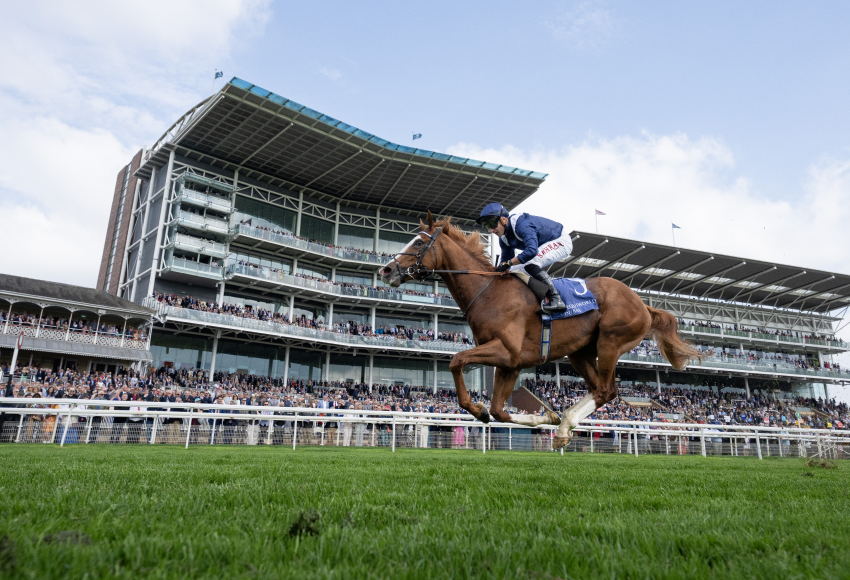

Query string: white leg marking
556 394 596 438
510 413 556 427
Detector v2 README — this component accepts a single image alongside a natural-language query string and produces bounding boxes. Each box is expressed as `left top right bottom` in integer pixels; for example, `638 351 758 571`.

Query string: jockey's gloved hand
496 260 512 272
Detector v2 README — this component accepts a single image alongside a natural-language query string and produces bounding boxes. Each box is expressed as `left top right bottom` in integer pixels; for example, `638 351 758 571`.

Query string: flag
412 133 422 140
214 71 223 79
595 209 606 215
672 223 681 229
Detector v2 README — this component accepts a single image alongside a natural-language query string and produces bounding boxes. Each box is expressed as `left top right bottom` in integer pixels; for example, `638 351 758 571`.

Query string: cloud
448 133 850 276
0 0 271 287
546 0 617 49
320 67 343 81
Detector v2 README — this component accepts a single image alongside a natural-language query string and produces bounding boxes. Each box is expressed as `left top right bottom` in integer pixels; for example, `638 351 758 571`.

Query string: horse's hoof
553 435 571 450
545 410 561 425
478 407 491 424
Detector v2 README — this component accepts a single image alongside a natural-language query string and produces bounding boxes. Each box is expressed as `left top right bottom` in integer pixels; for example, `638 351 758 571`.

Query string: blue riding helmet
475 202 509 226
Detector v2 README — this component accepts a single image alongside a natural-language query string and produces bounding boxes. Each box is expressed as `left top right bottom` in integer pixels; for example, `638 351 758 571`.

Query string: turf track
0 446 847 579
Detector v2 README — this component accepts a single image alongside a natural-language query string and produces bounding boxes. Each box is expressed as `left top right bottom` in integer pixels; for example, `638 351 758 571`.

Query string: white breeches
510 233 573 274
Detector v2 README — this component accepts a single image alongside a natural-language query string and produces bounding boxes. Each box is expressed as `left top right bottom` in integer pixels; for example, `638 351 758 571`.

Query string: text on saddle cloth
538 278 599 364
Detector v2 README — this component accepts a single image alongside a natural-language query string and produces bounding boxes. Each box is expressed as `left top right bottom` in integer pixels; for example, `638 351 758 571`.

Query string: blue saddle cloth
549 278 599 320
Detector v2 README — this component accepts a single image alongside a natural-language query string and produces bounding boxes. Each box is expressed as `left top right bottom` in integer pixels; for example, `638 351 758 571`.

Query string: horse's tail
646 306 702 370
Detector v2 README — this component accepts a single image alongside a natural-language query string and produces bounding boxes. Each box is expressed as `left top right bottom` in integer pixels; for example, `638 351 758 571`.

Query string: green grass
0 446 847 580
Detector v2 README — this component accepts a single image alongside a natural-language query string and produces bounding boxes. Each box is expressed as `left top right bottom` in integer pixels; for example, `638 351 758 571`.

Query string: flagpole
595 210 598 234
211 70 218 96
672 224 676 247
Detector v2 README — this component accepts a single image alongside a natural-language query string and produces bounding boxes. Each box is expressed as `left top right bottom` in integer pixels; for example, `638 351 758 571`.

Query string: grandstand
99 77 546 394
99 77 850 407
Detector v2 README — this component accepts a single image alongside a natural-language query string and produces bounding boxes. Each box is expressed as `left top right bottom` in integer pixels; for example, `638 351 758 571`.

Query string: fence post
508 427 512 451
590 430 594 453
60 404 75 447
392 416 396 453
49 412 59 444
151 416 159 444
482 425 486 454
633 426 639 458
665 434 669 455
777 434 783 458
185 411 192 449
292 414 299 450
816 433 823 458
15 415 24 443
700 428 706 457
85 417 93 444
266 417 274 445
755 433 763 460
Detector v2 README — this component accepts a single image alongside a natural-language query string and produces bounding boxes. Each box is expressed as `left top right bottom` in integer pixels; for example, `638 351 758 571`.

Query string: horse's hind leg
552 345 601 449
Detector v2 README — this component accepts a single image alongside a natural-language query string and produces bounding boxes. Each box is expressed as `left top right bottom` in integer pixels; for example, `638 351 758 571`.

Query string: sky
1 1 850 394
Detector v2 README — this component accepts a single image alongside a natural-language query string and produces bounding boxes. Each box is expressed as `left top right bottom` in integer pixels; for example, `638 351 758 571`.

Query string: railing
172 233 227 257
233 224 389 265
2 398 846 461
226 263 458 308
177 188 233 213
620 352 850 379
144 302 471 354
176 211 229 234
678 325 845 349
164 257 223 279
0 323 148 350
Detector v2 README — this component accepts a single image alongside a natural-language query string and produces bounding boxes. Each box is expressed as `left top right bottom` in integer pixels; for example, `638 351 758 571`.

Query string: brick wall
97 149 143 295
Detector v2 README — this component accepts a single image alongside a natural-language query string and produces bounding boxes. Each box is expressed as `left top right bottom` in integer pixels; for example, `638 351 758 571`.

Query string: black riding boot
531 269 566 313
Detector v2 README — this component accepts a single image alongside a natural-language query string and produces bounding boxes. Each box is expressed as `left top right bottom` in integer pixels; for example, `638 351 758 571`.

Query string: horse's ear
427 210 435 230
419 217 428 231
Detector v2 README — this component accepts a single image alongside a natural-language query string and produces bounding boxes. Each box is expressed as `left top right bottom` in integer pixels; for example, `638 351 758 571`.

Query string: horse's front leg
449 339 514 424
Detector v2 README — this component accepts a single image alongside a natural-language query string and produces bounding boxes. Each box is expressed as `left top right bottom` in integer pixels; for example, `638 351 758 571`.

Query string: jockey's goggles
479 216 501 230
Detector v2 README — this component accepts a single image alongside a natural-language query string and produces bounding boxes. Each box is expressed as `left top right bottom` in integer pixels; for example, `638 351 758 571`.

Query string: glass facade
300 214 335 245
234 196 296 232
378 230 413 254
338 224 374 252
149 333 482 392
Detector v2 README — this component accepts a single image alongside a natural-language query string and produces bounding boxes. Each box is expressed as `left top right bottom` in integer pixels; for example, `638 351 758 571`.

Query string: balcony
174 188 234 214
226 263 458 310
1 323 148 351
146 302 471 355
619 352 848 381
163 257 223 280
677 324 847 351
170 233 227 259
231 223 388 267
175 210 230 235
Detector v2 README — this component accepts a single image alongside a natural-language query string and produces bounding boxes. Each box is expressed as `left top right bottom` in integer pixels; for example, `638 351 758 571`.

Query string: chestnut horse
379 212 701 449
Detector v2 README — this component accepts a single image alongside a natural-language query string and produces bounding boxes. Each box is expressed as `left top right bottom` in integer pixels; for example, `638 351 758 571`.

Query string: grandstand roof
559 232 850 314
0 273 153 317
137 78 546 221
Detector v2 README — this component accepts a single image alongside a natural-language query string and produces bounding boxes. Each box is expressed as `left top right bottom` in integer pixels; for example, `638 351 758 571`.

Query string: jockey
476 202 572 313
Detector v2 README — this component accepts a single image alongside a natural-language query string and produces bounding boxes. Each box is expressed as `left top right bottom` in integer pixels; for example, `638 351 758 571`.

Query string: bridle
389 227 444 282
386 226 505 317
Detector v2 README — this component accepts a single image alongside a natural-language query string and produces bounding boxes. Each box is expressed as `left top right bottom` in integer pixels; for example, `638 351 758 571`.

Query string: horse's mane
435 216 494 270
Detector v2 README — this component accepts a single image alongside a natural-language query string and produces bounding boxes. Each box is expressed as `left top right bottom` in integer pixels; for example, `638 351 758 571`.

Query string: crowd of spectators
151 292 474 345
526 377 849 429
238 220 395 261
677 318 843 344
229 258 455 302
628 339 847 374
0 310 147 340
